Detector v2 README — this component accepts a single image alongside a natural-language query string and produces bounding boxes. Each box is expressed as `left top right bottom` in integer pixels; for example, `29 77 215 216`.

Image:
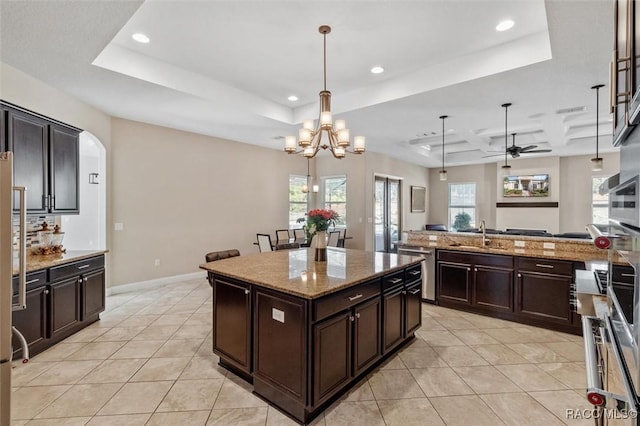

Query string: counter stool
205 249 240 287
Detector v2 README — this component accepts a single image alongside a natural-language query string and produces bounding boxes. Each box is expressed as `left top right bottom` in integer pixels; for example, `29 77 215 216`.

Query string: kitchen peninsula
200 247 422 424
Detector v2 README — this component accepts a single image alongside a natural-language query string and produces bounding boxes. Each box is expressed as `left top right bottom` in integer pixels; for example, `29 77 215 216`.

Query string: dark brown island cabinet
201 248 422 424
437 249 583 334
11 253 106 359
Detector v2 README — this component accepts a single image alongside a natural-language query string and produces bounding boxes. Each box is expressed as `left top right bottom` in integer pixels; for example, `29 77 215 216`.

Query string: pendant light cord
504 105 508 166
595 86 599 158
323 32 327 91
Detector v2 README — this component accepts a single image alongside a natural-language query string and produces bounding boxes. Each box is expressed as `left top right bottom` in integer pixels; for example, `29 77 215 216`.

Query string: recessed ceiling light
495 20 515 32
132 33 150 44
287 95 299 102
370 66 384 74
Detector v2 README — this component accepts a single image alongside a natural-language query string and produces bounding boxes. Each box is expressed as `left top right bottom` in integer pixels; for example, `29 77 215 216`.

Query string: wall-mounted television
503 174 549 197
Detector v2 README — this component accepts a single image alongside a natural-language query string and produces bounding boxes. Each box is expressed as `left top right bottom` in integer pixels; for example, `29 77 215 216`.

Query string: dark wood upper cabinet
49 123 79 214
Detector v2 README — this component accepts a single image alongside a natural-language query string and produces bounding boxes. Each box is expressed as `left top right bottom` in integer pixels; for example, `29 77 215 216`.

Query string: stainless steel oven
609 176 639 230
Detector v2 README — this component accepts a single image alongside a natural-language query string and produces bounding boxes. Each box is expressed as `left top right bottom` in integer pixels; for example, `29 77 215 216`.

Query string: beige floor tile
430 395 506 426
10 361 54 386
25 417 91 425
207 407 268 426
377 355 407 370
367 369 425 400
420 317 446 331
62 327 109 343
480 392 565 425
470 344 531 365
11 385 71 420
458 313 514 329
130 357 190 382
323 401 385 426
184 313 212 326
25 360 101 386
452 365 521 393
131 325 179 341
265 406 301 426
85 413 151 425
542 342 585 362
146 410 210 425
529 390 595 426
35 383 121 418
179 355 227 380
115 315 161 328
416 330 466 346
213 377 268 409
496 364 569 391
196 338 215 357
433 346 489 367
152 338 204 358
136 305 171 315
79 359 146 384
377 398 445 426
410 367 474 397
151 313 190 326
483 328 532 344
398 345 448 369
157 378 223 411
518 327 571 343
97 381 173 415
342 380 375 401
31 343 87 362
93 327 145 342
109 340 165 359
165 304 198 315
507 343 570 363
451 329 500 345
538 363 587 389
86 315 126 328
437 317 478 330
66 342 125 361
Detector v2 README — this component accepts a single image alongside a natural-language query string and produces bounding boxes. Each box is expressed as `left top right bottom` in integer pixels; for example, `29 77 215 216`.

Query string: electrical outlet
514 240 525 248
154 259 161 266
543 242 555 250
428 235 437 241
114 223 124 231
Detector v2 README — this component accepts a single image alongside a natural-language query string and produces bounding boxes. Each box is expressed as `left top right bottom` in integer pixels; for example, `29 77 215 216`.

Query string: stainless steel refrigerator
0 152 27 424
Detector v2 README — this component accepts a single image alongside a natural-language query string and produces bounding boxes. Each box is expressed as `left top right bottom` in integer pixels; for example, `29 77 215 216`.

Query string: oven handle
604 314 639 409
582 315 605 405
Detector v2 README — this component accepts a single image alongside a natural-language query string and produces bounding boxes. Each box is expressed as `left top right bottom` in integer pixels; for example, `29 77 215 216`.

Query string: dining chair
257 234 274 252
276 242 300 250
327 231 341 247
293 228 305 241
275 229 291 244
204 249 240 287
337 228 347 248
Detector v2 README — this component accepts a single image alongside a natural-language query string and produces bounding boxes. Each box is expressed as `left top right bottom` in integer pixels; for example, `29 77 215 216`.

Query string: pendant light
501 103 512 175
301 158 317 193
591 84 605 171
439 115 448 181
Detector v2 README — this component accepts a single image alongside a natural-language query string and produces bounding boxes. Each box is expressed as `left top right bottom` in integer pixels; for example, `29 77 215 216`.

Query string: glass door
374 176 401 253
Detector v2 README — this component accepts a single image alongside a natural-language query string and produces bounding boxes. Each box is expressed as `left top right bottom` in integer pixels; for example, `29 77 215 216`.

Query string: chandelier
284 25 365 159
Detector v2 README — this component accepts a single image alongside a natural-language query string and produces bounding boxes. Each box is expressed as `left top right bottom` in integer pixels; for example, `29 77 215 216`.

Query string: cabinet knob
350 316 355 322
467 268 471 272
244 289 250 295
517 273 522 278
84 277 88 283
44 289 49 295
474 268 478 272
355 312 361 319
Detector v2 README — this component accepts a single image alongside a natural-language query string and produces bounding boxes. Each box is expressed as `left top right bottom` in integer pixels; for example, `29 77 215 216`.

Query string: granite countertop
199 247 421 299
400 231 609 263
14 249 109 275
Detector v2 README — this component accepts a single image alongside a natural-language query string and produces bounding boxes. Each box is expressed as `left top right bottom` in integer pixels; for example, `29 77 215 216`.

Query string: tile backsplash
12 215 57 248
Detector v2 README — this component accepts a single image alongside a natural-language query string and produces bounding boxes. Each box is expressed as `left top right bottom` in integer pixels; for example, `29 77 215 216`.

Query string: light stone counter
14 250 109 275
199 247 422 299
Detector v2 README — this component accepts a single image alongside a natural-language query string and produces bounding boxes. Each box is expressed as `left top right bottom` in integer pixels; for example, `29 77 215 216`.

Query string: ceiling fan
484 133 553 158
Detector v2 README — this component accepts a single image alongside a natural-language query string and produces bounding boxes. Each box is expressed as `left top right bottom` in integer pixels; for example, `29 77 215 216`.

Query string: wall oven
609 176 639 230
581 222 640 424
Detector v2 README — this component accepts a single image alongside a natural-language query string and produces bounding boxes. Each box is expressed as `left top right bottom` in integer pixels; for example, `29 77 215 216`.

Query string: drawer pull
535 264 554 269
621 273 635 278
25 278 40 285
348 294 363 302
77 264 91 270
408 270 421 276
409 288 421 295
389 278 403 284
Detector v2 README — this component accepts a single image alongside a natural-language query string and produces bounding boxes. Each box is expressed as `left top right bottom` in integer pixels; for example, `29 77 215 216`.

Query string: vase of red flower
304 209 339 262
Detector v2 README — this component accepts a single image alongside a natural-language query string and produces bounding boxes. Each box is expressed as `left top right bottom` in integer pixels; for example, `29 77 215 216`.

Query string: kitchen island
200 247 422 424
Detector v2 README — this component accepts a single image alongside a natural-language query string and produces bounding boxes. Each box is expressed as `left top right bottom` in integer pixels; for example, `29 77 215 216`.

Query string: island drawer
383 271 405 291
516 257 572 276
49 255 105 282
314 279 381 321
12 270 48 294
405 264 422 283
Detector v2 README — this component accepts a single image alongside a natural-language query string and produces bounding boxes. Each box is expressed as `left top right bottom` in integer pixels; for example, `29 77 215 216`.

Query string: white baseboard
106 271 206 296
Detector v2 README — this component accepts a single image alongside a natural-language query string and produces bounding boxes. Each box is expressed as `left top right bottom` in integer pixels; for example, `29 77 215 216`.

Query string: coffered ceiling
0 0 617 167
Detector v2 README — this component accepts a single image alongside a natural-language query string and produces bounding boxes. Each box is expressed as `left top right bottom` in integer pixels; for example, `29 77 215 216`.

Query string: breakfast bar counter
200 248 422 424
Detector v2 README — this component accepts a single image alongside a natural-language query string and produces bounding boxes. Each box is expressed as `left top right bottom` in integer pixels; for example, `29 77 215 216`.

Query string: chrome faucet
480 219 490 246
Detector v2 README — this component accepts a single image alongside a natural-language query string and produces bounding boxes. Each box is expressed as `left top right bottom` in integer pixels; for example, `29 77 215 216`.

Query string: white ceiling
0 0 617 167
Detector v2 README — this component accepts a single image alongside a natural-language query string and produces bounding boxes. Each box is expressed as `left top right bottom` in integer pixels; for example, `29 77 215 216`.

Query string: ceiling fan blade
518 145 539 152
521 149 552 154
510 151 521 158
482 153 505 158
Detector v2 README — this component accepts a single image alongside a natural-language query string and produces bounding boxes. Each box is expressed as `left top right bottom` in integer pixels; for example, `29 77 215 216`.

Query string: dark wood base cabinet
11 254 106 359
210 263 421 424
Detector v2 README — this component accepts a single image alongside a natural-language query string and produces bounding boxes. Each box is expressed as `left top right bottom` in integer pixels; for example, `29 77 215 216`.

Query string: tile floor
10 277 594 425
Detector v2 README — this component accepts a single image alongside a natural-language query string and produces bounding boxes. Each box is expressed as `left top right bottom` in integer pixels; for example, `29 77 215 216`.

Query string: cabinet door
49 277 81 339
437 261 471 304
353 297 381 376
7 108 48 213
313 312 351 405
49 124 79 214
213 278 251 372
473 266 514 312
11 286 48 359
614 0 633 144
516 271 573 325
82 269 105 320
405 281 422 336
382 287 404 353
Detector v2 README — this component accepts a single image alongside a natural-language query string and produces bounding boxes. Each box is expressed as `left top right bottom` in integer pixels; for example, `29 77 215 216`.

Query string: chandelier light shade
284 25 365 159
501 103 512 175
439 115 448 181
591 84 605 171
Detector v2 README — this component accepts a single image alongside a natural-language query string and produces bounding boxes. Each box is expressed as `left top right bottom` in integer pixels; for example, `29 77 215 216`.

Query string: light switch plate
514 240 525 248
114 223 124 231
272 308 285 323
429 235 437 241
543 242 555 250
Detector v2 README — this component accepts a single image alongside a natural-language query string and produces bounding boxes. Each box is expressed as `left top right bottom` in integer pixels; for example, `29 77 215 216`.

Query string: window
289 175 308 228
448 183 476 231
592 176 609 225
323 176 347 226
